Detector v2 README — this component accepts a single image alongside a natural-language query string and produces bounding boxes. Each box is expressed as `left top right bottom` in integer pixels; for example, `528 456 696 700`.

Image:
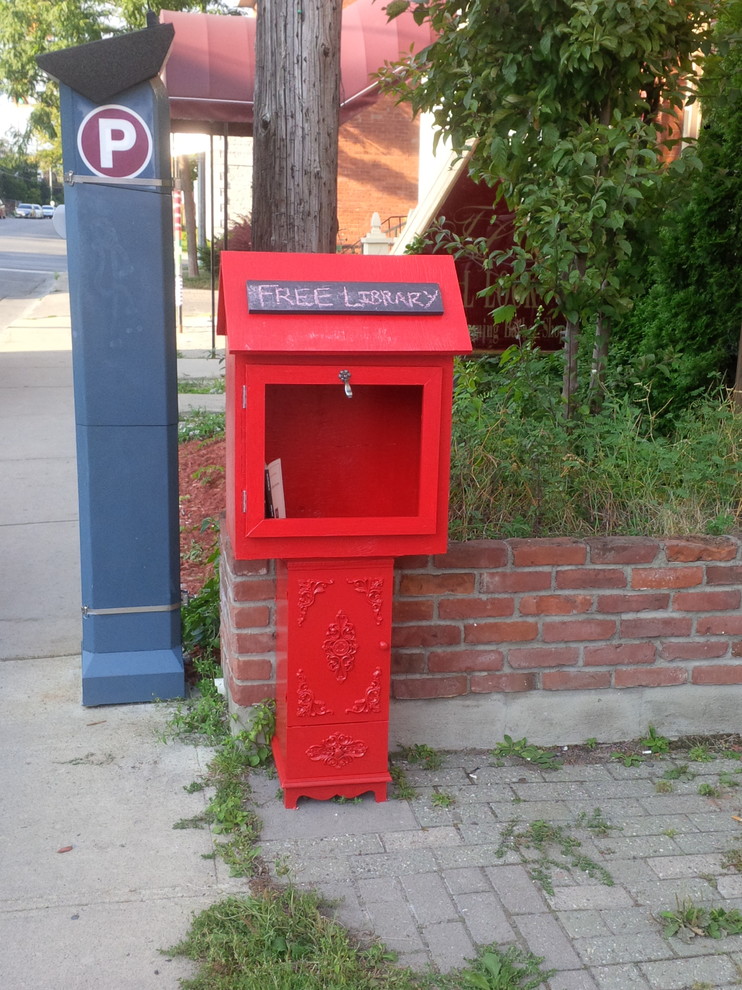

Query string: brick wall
221 535 742 729
337 95 419 249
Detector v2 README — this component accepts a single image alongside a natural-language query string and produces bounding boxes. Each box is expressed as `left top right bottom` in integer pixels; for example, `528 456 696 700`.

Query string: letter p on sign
77 105 153 179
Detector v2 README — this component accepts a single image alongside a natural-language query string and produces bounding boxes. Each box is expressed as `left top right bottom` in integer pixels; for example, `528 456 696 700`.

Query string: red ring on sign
77 105 153 179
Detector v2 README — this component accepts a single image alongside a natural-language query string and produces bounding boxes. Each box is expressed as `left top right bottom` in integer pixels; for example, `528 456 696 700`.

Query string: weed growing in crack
491 735 562 770
660 898 742 940
495 816 615 896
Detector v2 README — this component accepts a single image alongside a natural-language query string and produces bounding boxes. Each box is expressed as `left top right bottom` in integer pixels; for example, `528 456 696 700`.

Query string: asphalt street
0 215 68 333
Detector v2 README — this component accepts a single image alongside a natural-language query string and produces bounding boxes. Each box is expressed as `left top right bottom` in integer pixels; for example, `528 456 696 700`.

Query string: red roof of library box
217 252 472 356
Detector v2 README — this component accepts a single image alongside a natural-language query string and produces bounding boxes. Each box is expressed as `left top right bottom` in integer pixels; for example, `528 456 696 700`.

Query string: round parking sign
77 105 153 179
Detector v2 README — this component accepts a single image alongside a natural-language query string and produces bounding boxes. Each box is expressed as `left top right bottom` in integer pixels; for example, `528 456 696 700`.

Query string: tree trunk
562 319 581 419
252 0 342 253
178 155 199 277
589 311 611 413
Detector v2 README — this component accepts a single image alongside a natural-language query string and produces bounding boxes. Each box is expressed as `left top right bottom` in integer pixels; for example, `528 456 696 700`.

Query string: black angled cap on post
36 23 175 103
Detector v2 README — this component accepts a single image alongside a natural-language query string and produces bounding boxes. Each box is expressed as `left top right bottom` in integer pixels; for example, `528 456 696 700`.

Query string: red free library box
218 252 471 806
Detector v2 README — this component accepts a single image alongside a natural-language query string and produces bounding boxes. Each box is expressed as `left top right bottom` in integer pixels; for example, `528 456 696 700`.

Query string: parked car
15 203 43 218
41 205 54 219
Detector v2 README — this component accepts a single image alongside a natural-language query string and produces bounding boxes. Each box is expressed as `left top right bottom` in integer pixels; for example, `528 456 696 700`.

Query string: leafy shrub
449 344 741 540
202 214 252 274
178 410 225 443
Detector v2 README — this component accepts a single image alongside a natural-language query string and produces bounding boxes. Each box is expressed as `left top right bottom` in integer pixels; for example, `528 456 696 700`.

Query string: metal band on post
65 171 172 189
82 603 180 617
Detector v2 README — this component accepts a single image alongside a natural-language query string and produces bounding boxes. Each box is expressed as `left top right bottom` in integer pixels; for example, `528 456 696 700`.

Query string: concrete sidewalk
0 280 232 989
2 280 742 990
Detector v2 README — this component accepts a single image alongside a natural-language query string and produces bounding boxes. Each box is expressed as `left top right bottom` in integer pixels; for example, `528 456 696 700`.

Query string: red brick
391 651 426 674
584 642 656 666
631 567 704 590
231 657 273 681
556 568 626 590
394 556 432 570
439 596 515 619
660 641 729 661
542 670 611 691
734 641 742 658
231 557 271 576
665 537 738 562
696 615 742 636
234 630 276 654
470 672 536 693
622 616 693 639
435 541 509 569
508 646 579 668
392 676 467 699
706 565 742 586
481 571 552 593
674 590 741 612
519 594 591 616
393 599 435 622
587 538 660 565
429 649 504 673
464 620 538 644
614 667 687 688
399 573 475 596
233 577 277 602
230 604 271 628
542 619 616 642
225 673 275 707
392 624 462 648
510 538 587 567
691 664 742 685
597 593 670 613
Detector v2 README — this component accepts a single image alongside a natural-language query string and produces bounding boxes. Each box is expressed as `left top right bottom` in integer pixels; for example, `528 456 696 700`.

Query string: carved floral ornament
347 576 384 625
346 667 382 715
296 668 333 718
323 610 358 682
306 732 368 768
296 578 334 626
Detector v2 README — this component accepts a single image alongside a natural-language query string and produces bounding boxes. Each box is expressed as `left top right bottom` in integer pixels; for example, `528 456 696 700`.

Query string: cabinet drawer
278 720 389 781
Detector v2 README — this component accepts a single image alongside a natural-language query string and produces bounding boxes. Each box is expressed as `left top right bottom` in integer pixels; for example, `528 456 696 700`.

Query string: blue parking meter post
38 26 185 705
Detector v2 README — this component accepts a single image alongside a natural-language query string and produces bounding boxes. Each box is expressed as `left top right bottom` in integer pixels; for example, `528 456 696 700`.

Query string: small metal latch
338 369 353 398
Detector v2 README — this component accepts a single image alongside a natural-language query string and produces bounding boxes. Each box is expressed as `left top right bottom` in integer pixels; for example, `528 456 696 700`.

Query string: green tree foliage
0 141 43 201
0 1 221 146
610 0 742 417
382 0 716 415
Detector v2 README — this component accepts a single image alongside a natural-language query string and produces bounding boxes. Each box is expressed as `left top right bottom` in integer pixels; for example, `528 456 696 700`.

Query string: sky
0 95 33 143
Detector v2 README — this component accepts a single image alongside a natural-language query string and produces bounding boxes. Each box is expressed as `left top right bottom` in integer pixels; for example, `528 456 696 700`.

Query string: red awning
159 3 434 135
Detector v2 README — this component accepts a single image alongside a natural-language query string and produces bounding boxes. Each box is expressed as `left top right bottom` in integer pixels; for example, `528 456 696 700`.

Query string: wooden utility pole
251 0 342 253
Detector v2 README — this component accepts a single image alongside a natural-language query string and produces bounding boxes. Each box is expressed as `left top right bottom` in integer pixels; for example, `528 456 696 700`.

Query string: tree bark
252 0 342 253
589 311 611 413
178 155 200 277
562 319 581 419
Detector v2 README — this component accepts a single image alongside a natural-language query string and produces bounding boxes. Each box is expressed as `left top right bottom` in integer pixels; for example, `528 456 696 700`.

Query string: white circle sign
77 105 153 179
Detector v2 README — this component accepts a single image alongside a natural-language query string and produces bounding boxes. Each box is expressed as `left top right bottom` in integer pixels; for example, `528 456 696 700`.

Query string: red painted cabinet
218 252 471 806
274 558 393 808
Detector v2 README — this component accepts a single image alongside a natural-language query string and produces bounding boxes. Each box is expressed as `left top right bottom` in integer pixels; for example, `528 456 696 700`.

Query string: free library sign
246 280 444 315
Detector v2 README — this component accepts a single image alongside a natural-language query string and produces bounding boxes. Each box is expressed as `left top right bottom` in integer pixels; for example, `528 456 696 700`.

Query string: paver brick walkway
251 750 742 989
